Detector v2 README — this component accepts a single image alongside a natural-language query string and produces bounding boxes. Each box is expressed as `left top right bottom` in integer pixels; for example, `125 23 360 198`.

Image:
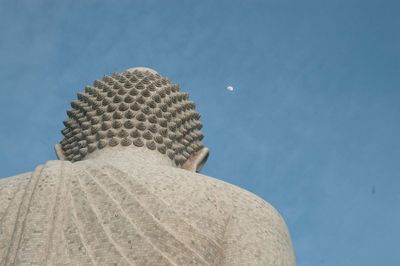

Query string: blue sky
0 0 399 265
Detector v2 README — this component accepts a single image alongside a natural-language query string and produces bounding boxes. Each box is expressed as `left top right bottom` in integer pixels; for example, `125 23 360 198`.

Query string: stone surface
59 68 204 168
0 68 296 265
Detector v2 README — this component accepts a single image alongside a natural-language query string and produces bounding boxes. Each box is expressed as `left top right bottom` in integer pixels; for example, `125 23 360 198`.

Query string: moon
226 86 234 91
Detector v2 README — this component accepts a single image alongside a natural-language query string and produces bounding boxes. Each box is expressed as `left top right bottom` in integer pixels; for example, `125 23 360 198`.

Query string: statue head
55 67 209 172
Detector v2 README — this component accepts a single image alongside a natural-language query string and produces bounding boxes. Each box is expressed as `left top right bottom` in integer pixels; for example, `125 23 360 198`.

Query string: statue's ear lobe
182 147 209 173
54 144 66 160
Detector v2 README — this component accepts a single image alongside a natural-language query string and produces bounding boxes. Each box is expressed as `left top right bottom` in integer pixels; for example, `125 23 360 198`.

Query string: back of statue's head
56 67 208 172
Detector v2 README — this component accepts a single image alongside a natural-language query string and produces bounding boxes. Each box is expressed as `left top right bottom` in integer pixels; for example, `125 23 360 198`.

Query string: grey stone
0 67 296 265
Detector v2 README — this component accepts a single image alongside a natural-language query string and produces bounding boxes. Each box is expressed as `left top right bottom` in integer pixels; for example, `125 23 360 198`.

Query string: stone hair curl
60 69 204 166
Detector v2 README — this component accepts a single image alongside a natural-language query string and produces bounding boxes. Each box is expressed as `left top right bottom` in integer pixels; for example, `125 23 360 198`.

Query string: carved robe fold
0 159 295 266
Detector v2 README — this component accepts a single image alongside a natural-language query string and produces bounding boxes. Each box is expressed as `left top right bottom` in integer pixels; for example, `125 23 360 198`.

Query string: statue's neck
83 147 176 169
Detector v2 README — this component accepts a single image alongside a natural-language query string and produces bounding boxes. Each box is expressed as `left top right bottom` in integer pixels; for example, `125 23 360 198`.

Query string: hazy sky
0 1 399 265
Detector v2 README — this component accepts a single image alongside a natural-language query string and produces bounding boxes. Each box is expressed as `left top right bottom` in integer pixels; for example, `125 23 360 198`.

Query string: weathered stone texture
0 67 296 265
0 154 295 265
60 68 204 167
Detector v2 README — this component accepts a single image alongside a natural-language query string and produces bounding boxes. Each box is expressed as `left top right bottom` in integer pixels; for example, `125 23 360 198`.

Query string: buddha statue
0 67 296 265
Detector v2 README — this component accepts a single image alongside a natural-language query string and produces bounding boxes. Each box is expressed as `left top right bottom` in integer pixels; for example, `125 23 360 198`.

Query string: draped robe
0 155 295 266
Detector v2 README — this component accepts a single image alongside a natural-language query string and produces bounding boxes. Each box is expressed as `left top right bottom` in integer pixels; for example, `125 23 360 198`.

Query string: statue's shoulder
114 162 287 222
154 164 283 214
0 171 31 187
192 174 296 266
173 170 297 265
0 172 32 216
138 166 296 265
0 160 67 188
0 160 72 204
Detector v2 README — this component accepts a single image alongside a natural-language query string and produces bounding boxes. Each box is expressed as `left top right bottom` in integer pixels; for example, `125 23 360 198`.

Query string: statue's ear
54 144 66 160
182 147 209 173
